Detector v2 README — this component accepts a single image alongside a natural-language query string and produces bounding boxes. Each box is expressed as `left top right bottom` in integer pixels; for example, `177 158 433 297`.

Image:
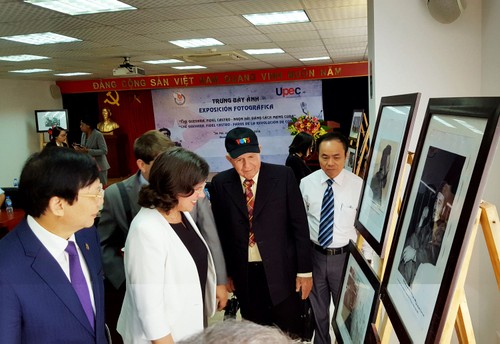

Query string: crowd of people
0 123 368 344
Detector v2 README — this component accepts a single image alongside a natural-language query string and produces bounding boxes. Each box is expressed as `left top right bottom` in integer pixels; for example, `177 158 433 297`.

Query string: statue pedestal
104 133 129 178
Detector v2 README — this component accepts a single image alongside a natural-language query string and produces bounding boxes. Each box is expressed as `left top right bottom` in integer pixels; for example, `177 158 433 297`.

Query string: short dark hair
133 130 175 164
19 148 100 217
316 131 349 155
81 114 96 129
138 147 209 212
288 132 313 155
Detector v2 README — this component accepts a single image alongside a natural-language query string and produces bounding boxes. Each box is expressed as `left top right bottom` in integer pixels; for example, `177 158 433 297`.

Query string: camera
223 296 239 321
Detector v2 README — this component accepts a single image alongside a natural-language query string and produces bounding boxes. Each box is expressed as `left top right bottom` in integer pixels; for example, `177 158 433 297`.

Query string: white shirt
300 168 363 248
27 215 96 313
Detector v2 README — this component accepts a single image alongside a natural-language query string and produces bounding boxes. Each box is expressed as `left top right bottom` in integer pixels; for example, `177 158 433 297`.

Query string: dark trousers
238 262 302 339
104 279 125 344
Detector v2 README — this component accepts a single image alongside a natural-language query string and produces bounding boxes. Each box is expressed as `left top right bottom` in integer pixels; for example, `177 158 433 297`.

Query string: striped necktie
318 179 334 248
244 179 256 246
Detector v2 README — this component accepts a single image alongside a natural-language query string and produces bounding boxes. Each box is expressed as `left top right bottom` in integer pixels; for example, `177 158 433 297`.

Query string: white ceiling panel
0 0 368 81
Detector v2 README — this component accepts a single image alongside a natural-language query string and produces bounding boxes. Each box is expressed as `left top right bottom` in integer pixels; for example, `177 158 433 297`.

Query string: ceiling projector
112 57 145 76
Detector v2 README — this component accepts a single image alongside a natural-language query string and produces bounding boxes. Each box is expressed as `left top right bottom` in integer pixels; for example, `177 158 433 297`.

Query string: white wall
369 0 499 342
0 79 62 186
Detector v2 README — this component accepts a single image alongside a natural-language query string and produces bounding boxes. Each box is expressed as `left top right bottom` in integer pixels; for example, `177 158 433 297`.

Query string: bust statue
97 107 120 134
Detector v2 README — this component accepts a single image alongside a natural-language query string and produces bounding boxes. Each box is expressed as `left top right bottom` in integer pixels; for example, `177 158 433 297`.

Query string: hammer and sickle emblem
104 91 120 106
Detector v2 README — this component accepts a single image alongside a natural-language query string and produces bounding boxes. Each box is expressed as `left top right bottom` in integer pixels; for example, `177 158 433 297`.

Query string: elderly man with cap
210 127 312 338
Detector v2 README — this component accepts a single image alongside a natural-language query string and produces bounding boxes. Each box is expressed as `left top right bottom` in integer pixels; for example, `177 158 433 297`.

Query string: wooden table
0 209 25 232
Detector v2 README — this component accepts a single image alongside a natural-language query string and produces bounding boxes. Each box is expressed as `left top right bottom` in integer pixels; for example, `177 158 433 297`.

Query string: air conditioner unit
180 51 248 63
112 66 145 76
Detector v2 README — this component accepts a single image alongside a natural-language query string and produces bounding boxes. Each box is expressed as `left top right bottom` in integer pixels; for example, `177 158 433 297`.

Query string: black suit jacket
211 162 312 306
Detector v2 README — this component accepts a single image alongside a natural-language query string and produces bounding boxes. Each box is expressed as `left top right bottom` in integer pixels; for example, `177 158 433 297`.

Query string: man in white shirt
300 132 363 344
0 148 109 343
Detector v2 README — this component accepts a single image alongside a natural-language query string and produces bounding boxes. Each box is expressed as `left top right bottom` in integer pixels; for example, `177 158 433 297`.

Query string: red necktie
244 179 255 247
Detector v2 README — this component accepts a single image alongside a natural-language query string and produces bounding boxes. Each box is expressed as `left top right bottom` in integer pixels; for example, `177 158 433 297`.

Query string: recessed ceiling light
243 10 310 26
54 72 92 76
0 54 50 61
243 48 285 55
24 0 136 15
9 68 53 73
172 65 207 70
299 56 331 62
142 59 183 64
0 32 81 45
169 38 224 49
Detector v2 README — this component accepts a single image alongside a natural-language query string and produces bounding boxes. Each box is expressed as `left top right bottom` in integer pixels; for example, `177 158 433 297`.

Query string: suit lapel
18 224 95 335
222 171 248 217
253 164 277 219
76 231 101 334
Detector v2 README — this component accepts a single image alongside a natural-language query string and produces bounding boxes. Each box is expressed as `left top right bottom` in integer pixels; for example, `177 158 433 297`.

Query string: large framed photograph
332 241 380 344
355 93 421 254
35 109 69 132
380 97 500 343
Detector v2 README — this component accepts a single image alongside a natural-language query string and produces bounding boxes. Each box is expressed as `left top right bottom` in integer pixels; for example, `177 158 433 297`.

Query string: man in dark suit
0 147 108 343
98 130 227 341
210 127 312 338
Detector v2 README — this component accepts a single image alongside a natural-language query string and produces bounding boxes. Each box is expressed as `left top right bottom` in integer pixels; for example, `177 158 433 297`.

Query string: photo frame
344 147 356 172
355 93 421 254
349 110 363 140
35 109 69 133
380 97 500 343
332 241 380 344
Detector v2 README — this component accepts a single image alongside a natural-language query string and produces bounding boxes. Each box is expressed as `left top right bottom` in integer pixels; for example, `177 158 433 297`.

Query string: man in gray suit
98 130 227 343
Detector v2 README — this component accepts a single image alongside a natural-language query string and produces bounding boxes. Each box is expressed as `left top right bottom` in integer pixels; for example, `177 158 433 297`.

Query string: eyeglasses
80 186 105 200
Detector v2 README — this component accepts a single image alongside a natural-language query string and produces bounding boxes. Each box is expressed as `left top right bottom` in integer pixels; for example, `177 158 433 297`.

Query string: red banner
57 62 367 94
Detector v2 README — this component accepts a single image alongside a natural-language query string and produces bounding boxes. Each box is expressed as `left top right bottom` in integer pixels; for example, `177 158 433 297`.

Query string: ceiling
0 0 368 82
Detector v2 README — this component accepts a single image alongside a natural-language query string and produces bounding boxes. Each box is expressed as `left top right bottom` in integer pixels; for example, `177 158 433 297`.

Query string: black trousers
238 262 302 339
104 279 125 344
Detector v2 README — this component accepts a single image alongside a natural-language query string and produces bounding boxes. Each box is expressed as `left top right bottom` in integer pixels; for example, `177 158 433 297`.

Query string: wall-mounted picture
380 97 500 343
355 93 420 254
35 109 69 133
349 110 363 140
332 241 380 344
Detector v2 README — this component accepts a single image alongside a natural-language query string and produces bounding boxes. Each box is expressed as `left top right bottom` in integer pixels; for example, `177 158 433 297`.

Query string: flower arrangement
288 115 328 139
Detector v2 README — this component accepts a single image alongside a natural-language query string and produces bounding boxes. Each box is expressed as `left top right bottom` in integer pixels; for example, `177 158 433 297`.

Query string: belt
312 243 348 256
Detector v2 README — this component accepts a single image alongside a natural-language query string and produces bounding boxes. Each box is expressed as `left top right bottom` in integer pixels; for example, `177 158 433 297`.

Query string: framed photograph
35 109 69 133
344 147 356 172
355 93 421 254
332 241 380 344
349 110 363 140
380 97 500 343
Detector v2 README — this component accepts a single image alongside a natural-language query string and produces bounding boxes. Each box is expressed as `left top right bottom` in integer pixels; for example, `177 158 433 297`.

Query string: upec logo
275 86 302 97
236 137 251 145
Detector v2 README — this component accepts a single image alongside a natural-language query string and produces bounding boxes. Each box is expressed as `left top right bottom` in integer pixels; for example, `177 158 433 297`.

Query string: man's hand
296 276 313 299
226 277 236 293
216 284 228 311
402 246 417 263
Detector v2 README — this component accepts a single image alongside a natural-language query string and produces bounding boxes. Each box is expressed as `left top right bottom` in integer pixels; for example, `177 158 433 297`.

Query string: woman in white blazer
117 147 216 344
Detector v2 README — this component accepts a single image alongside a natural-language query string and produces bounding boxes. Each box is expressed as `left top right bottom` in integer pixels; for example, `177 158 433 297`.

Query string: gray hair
179 320 296 344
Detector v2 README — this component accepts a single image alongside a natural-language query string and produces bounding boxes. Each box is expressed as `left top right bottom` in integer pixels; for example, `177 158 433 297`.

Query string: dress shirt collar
28 215 76 258
238 171 260 186
319 168 346 186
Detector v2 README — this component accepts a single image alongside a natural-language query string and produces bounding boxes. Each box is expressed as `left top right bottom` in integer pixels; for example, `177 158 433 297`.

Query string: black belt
312 243 348 256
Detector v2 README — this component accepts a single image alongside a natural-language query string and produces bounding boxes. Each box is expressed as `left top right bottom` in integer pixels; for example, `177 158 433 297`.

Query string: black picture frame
332 241 380 344
355 93 421 255
380 97 500 343
35 109 69 133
